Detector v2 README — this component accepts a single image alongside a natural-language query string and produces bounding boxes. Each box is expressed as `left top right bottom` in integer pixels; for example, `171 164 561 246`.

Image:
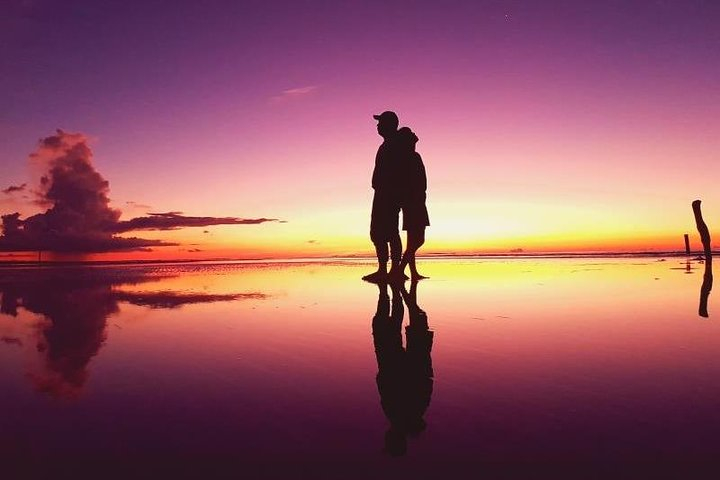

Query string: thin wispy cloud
125 200 152 210
270 85 319 103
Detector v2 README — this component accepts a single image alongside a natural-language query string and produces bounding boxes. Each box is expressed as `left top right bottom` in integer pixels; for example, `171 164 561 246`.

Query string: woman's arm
415 153 427 193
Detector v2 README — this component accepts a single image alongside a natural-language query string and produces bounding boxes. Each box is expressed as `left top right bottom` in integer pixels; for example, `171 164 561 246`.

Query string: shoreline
0 250 714 268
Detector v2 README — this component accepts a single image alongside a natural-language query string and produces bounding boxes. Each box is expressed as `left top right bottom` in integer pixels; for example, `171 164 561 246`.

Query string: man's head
373 111 399 139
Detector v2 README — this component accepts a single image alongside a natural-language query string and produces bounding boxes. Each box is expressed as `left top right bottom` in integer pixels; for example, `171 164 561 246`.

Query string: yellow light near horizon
90 186 709 262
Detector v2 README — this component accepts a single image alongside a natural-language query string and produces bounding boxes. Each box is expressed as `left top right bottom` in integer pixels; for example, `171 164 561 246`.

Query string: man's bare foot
362 270 388 283
410 272 429 281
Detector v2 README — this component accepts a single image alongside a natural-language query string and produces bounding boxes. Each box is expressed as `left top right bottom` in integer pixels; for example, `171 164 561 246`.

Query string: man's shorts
370 192 400 243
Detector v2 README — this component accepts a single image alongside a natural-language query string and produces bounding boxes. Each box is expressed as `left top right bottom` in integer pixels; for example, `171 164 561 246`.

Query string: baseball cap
373 111 399 124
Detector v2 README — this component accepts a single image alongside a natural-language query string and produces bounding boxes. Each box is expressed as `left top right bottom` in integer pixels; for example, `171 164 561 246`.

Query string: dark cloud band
114 212 280 232
2 183 27 194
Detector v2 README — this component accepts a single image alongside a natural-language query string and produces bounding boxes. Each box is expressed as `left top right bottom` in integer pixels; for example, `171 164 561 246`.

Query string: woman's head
397 127 418 150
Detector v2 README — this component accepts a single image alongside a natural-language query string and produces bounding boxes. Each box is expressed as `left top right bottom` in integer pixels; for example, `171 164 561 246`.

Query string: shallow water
1 258 718 477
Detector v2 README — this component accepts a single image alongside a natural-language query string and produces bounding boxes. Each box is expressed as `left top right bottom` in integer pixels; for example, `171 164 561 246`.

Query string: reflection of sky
0 266 263 398
0 259 718 471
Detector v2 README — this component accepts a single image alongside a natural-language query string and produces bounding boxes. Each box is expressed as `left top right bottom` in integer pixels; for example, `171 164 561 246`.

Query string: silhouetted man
363 111 402 282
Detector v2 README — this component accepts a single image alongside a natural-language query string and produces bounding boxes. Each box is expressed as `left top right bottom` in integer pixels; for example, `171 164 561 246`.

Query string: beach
1 257 718 476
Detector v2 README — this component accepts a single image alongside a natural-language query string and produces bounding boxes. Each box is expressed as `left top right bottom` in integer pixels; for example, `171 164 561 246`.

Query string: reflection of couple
364 111 430 282
371 280 434 456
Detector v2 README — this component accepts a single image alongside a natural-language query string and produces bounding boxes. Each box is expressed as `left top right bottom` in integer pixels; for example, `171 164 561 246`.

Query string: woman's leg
400 228 425 278
407 229 425 279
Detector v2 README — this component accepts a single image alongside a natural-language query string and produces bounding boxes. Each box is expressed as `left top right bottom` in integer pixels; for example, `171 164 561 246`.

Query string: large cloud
0 130 280 253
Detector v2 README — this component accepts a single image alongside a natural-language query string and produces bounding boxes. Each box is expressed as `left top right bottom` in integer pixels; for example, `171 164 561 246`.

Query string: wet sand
1 258 718 477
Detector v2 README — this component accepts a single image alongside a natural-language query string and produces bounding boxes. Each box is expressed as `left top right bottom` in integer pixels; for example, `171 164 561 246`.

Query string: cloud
282 85 317 96
115 291 268 309
2 183 26 194
270 85 319 103
0 212 173 252
0 130 281 253
1 336 23 346
125 200 152 210
114 212 280 232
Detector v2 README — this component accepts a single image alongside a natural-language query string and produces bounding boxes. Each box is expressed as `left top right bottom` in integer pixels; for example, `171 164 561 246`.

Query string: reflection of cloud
2 183 26 194
0 130 282 253
1 336 22 346
0 267 267 398
270 85 318 103
115 291 268 309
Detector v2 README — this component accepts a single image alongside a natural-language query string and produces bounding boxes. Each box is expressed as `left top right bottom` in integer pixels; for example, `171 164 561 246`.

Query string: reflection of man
371 280 434 456
364 111 402 282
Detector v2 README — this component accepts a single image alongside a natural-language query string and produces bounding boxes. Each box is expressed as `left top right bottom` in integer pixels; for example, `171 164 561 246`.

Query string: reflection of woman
372 280 433 456
396 127 430 280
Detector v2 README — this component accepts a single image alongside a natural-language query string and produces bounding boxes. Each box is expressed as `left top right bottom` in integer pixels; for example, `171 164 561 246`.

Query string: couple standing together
363 111 430 282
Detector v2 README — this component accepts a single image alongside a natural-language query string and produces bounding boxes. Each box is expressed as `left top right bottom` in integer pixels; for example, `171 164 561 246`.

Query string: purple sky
1 0 719 257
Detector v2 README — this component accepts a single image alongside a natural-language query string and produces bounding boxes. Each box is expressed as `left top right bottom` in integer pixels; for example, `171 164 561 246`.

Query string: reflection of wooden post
693 200 713 317
684 234 690 254
700 257 713 318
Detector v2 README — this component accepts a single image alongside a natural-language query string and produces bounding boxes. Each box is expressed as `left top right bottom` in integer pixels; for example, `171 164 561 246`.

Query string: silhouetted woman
396 127 429 280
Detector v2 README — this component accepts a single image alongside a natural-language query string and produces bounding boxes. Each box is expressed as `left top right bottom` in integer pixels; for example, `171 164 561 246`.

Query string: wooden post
692 200 712 257
684 234 690 254
692 200 713 317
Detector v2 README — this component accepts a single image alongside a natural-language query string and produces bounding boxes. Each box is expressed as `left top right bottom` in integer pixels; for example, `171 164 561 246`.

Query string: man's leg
364 229 389 281
374 238 390 272
387 202 403 276
365 194 393 281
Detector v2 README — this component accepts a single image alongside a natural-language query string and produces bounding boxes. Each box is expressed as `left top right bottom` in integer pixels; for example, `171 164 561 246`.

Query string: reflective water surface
1 258 718 477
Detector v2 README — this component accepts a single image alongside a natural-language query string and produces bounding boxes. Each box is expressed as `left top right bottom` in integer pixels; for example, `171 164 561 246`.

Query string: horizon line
0 249 715 267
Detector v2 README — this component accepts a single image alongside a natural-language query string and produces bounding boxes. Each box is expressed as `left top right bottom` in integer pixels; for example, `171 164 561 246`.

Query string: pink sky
1 1 719 259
